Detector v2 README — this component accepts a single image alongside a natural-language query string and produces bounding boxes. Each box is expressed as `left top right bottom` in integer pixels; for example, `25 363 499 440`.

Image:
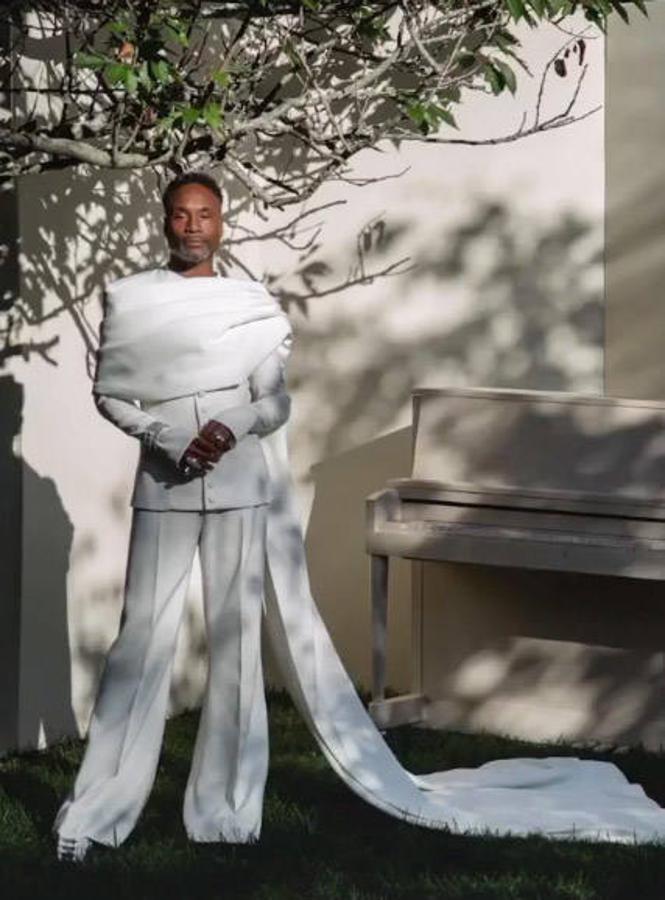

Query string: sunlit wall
1 8 615 751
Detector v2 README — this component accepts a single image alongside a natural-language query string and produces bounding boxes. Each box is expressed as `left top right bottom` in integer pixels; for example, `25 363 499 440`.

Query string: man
54 173 665 860
54 171 293 860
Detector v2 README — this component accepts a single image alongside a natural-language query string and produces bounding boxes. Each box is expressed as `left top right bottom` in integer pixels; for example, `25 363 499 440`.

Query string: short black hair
162 171 223 216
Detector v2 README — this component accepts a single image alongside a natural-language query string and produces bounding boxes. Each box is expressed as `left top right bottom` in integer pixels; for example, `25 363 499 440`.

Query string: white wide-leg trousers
53 504 269 847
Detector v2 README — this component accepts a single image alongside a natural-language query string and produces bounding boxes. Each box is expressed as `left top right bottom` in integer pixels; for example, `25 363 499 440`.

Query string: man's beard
170 237 212 264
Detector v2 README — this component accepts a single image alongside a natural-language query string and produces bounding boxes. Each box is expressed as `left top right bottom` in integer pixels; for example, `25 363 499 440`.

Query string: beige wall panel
606 2 665 398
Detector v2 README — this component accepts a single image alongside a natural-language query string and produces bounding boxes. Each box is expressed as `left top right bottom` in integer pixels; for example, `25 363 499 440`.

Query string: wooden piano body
366 387 665 730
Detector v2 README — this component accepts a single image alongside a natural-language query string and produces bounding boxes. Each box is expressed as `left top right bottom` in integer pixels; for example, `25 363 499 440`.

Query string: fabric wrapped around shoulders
93 269 292 402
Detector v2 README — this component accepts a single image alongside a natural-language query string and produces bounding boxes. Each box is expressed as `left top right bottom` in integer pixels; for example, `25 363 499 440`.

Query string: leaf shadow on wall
0 180 607 749
289 195 603 465
294 194 665 747
287 196 607 708
0 160 408 730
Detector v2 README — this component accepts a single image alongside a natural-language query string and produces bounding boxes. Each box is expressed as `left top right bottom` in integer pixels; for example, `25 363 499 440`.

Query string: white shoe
56 834 92 863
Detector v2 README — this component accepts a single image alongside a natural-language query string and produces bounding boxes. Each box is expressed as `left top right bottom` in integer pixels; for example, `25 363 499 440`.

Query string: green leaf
138 60 152 88
504 0 526 20
211 68 231 88
482 63 505 95
406 101 426 127
124 68 138 95
494 29 520 49
405 100 458 134
164 23 190 48
283 38 303 70
439 85 461 103
202 101 223 129
431 105 458 130
528 0 546 15
103 62 129 86
458 53 478 70
493 59 517 94
73 51 107 70
181 106 201 125
609 0 630 22
155 106 183 131
149 59 173 84
108 20 131 38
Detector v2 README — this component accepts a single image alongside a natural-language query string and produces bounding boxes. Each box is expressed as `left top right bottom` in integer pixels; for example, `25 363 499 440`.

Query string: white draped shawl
94 268 665 844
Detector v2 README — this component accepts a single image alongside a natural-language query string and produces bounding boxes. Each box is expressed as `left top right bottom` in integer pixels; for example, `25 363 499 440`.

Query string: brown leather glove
178 420 237 475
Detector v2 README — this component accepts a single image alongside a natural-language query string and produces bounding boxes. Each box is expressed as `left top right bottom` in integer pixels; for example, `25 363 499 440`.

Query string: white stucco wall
1 10 606 751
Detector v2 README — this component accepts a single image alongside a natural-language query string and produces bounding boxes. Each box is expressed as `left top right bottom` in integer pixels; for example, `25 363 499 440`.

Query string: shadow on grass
2 690 665 900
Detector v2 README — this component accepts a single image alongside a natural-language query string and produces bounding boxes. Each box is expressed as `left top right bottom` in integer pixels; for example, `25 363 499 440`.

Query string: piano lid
408 387 665 520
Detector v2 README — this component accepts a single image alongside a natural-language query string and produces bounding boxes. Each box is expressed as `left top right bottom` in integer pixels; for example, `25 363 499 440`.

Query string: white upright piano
366 387 665 729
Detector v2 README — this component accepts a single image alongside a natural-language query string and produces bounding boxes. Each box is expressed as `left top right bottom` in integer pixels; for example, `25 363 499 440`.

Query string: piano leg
370 553 389 702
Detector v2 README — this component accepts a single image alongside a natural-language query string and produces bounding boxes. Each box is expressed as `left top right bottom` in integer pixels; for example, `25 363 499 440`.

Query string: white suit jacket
94 331 292 511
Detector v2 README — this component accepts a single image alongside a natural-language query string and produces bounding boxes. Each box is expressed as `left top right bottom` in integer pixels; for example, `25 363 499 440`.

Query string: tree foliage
0 0 647 209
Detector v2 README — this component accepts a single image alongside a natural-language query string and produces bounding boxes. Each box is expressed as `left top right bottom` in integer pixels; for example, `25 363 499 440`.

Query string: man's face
164 182 223 264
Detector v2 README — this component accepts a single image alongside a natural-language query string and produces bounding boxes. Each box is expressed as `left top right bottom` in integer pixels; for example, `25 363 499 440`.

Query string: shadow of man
0 374 77 755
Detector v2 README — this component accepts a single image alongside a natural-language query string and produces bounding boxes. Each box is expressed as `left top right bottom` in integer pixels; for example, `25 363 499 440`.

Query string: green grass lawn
2 690 665 899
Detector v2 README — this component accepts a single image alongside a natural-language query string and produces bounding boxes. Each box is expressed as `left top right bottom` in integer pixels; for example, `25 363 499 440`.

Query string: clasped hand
178 419 236 476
